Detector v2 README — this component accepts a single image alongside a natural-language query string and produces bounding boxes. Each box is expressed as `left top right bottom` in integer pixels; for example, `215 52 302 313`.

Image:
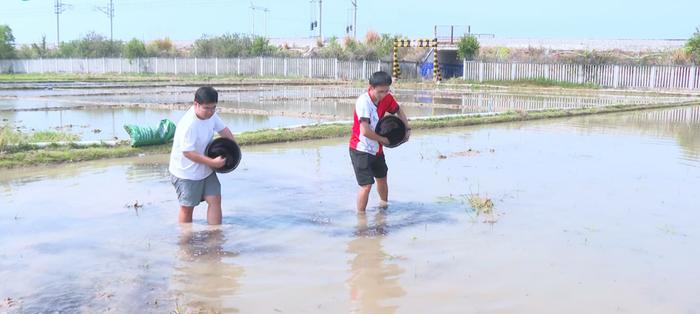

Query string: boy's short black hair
369 71 392 87
194 86 218 104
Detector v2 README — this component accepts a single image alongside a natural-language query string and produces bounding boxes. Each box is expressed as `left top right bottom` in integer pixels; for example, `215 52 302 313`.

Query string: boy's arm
217 127 235 141
183 151 225 169
396 107 411 140
360 120 390 145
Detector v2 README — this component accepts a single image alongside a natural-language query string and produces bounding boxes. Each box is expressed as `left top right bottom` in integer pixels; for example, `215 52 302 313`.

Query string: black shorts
349 148 388 186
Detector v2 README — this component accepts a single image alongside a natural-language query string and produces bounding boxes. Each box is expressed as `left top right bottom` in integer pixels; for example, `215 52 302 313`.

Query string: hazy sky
1 0 699 45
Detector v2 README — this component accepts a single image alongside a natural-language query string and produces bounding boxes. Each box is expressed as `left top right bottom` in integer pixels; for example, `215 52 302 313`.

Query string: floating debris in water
467 193 500 224
468 194 494 215
126 200 143 210
436 194 460 204
451 148 480 157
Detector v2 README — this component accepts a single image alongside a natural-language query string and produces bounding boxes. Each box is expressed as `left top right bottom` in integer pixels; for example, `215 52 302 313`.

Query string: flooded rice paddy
1 82 697 141
1 101 699 313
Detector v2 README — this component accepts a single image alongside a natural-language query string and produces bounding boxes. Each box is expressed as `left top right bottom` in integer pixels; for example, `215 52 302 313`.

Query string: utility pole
351 0 357 39
319 0 323 41
96 0 115 43
54 0 70 46
250 2 270 38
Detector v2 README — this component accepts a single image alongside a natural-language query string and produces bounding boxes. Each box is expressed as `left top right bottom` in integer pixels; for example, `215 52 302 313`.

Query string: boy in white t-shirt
169 86 235 225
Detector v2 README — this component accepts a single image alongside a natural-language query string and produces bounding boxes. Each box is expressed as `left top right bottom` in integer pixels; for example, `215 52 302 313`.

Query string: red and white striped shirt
349 90 399 156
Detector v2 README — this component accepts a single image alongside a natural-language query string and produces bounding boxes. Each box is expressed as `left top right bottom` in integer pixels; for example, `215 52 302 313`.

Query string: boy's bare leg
204 195 222 225
357 184 372 213
376 176 388 208
179 206 194 223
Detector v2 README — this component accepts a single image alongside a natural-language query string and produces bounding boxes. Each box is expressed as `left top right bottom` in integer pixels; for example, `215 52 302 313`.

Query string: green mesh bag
123 119 176 147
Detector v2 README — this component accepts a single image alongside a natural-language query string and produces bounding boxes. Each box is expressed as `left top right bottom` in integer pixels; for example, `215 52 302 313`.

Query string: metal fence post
478 61 484 82
362 60 367 79
462 59 467 80
689 66 696 89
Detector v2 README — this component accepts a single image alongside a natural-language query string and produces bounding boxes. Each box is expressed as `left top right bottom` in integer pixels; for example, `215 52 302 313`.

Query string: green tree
250 36 276 56
31 35 49 58
0 25 17 59
318 36 346 59
57 41 78 57
686 27 700 64
193 35 215 57
75 32 121 57
457 35 480 61
146 37 177 57
55 32 122 57
123 38 147 59
214 33 252 57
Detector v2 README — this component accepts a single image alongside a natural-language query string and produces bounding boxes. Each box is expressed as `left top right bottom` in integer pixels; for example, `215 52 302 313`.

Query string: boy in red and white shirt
349 71 410 212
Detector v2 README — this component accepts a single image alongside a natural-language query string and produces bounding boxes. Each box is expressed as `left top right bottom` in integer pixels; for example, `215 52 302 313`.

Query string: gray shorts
170 172 221 207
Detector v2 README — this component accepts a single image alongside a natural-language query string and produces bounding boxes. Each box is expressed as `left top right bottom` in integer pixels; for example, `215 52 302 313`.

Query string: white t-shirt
169 106 226 180
354 92 380 155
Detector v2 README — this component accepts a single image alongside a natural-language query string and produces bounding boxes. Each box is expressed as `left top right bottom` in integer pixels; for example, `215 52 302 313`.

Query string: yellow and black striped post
392 39 401 79
393 38 440 82
417 39 431 48
432 38 441 82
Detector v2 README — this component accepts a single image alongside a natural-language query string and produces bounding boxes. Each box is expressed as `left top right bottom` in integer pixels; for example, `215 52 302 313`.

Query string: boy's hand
210 156 227 169
379 137 391 146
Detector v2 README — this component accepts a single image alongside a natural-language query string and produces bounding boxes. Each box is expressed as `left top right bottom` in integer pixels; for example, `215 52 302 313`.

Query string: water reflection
0 107 315 140
574 106 700 160
171 225 243 313
347 211 405 314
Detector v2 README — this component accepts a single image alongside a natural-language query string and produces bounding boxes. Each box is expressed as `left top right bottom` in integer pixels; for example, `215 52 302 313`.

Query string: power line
351 0 357 39
249 2 270 38
54 0 72 46
309 0 322 41
96 0 115 42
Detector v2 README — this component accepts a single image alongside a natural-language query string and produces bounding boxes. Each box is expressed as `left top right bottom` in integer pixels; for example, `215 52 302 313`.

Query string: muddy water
1 105 699 313
0 107 323 141
2 84 698 141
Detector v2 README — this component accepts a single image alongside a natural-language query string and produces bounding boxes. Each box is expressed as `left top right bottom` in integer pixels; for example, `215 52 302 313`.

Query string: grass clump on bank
0 128 79 151
0 143 170 168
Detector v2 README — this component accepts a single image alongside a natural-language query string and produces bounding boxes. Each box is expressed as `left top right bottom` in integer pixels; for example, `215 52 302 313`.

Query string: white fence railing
1 57 699 90
462 60 699 90
0 57 419 81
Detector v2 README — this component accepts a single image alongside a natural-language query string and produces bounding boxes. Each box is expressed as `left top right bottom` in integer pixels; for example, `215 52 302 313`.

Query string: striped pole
432 38 441 82
392 39 401 80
